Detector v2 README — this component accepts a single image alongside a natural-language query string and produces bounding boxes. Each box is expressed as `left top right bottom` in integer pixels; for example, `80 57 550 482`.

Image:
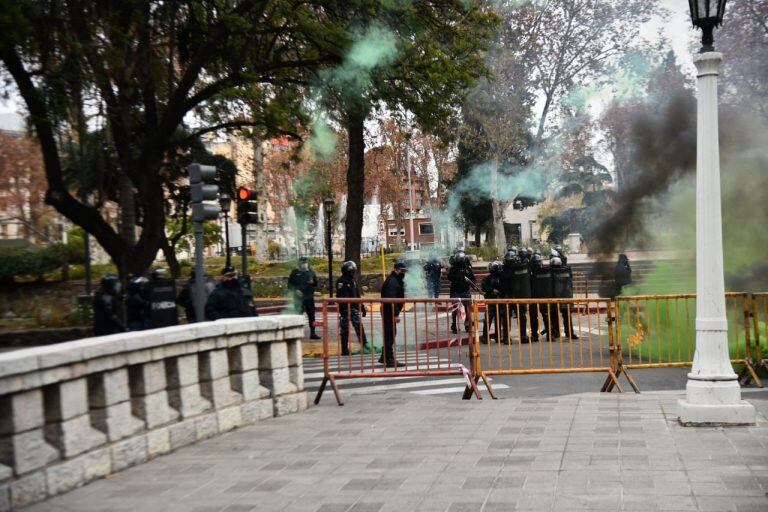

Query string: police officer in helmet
423 253 443 299
205 266 255 320
125 276 149 331
447 249 475 334
93 274 125 336
549 256 579 340
481 261 502 342
288 257 320 340
336 261 368 355
380 261 407 367
147 268 178 328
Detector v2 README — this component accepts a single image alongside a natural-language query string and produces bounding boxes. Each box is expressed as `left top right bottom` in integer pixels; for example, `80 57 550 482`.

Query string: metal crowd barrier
471 298 624 396
313 298 482 405
747 293 768 385
612 292 762 390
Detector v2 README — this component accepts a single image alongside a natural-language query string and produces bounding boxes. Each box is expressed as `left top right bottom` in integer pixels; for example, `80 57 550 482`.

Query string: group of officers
92 266 258 336
422 246 578 343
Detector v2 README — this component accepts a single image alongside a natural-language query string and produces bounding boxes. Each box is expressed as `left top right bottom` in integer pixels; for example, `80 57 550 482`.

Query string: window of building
419 223 434 235
388 228 398 236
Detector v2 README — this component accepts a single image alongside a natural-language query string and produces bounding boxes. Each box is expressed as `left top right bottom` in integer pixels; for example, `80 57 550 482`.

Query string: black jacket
288 268 318 297
481 274 502 299
205 279 255 320
125 290 149 324
336 274 363 313
381 271 405 318
447 264 475 296
93 291 125 336
424 261 443 282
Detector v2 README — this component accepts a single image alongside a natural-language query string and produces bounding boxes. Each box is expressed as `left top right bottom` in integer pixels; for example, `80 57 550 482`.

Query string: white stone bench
0 315 307 510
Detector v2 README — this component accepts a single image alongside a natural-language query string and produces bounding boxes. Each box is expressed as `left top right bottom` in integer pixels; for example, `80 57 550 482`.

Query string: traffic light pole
241 222 248 276
193 221 205 322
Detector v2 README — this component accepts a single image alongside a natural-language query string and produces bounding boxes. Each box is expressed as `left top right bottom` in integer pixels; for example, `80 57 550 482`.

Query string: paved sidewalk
26 391 768 512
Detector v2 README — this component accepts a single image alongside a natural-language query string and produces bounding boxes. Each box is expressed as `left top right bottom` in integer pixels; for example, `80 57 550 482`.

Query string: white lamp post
677 0 755 426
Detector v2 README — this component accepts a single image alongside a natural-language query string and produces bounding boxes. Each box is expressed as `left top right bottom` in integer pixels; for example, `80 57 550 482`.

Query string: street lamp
219 193 232 269
677 0 755 426
688 0 727 52
323 198 335 298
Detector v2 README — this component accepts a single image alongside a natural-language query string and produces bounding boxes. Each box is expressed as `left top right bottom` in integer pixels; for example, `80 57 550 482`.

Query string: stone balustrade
0 315 308 510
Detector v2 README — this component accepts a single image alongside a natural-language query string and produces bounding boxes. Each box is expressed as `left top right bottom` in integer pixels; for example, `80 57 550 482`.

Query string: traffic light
188 163 220 222
236 187 262 224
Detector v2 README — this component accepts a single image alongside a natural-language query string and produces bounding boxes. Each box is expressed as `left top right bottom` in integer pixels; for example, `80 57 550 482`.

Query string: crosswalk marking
411 384 509 395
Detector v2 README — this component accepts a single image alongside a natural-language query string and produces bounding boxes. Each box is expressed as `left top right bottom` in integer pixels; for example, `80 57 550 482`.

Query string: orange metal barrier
313 298 482 405
612 293 761 390
471 298 625 396
747 293 768 385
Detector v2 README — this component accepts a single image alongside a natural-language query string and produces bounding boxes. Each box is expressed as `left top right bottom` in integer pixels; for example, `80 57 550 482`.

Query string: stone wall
0 316 308 510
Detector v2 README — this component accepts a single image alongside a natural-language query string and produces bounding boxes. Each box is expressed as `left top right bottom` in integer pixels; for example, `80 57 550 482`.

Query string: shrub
0 244 72 281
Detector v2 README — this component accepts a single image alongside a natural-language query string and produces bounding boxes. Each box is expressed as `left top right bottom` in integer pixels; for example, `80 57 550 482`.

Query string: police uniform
424 260 443 299
480 271 501 342
380 270 405 364
336 274 368 355
93 279 125 336
505 261 538 343
447 262 474 333
205 278 255 320
552 265 578 340
288 266 319 337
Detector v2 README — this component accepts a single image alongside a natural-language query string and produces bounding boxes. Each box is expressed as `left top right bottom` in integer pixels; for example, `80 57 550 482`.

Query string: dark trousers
339 308 367 355
302 297 316 332
481 304 497 342
382 311 397 363
515 303 539 341
426 279 441 298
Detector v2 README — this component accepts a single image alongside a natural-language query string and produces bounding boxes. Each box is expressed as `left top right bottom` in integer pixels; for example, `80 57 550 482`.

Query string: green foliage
465 244 498 261
166 218 222 253
0 244 73 281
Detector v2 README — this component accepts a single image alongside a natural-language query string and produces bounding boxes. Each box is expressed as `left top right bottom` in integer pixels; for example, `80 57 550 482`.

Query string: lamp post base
677 380 755 426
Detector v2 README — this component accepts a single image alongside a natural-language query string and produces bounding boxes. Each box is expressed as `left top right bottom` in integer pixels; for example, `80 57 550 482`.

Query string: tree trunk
344 108 366 275
160 231 181 278
474 225 481 247
489 160 506 258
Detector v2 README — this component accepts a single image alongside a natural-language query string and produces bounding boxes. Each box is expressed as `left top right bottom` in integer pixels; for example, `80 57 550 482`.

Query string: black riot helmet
100 274 120 294
453 250 467 266
489 261 502 275
550 256 563 267
549 248 560 259
341 261 357 275
150 268 168 281
504 249 518 265
128 276 148 293
531 253 543 268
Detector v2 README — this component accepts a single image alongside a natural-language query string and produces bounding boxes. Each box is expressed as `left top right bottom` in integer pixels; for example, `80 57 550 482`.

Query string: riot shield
148 279 179 328
552 266 574 299
531 267 554 299
510 263 532 299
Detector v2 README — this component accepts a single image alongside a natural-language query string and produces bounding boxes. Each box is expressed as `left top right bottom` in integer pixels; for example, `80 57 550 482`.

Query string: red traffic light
237 187 257 201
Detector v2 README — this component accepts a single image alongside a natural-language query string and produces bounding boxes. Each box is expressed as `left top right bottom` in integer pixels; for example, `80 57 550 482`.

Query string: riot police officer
481 261 502 342
176 269 216 323
336 261 368 355
447 250 475 334
380 261 407 367
502 249 537 343
288 257 320 339
550 256 579 340
93 274 125 336
205 267 255 320
126 276 149 331
554 245 567 266
531 254 555 339
423 254 443 299
147 268 178 328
